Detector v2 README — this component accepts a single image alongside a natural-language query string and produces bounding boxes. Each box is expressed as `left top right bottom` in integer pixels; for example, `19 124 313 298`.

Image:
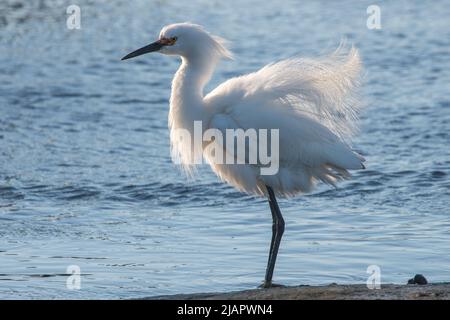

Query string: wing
205 100 364 196
203 45 364 194
207 100 364 171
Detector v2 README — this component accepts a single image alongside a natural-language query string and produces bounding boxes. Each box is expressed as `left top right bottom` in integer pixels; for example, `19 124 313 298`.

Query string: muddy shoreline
147 283 450 300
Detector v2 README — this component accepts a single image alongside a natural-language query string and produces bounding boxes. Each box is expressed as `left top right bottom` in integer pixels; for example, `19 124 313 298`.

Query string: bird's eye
159 37 177 46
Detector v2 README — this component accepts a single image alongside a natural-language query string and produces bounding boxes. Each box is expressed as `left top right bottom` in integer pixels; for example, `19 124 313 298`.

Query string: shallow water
1 0 449 299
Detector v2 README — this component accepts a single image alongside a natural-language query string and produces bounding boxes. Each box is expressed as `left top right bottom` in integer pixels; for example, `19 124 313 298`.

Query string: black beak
121 41 163 60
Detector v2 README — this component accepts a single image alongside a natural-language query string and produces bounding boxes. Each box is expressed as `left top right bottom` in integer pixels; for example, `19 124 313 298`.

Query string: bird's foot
258 281 285 289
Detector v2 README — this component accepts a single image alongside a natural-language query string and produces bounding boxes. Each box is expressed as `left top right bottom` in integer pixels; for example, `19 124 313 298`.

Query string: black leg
262 185 285 288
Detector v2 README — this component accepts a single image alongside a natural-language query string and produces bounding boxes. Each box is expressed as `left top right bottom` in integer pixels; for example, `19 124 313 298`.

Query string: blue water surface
0 0 449 299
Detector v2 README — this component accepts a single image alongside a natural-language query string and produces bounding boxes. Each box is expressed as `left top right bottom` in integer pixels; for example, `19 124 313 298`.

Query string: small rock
407 274 428 285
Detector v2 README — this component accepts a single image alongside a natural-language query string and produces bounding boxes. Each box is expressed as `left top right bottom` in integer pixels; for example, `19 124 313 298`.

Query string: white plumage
122 22 366 287
160 23 365 197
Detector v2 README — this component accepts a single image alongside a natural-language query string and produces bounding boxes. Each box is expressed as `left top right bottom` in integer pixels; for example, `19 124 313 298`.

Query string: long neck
169 55 218 130
168 55 219 168
171 56 217 104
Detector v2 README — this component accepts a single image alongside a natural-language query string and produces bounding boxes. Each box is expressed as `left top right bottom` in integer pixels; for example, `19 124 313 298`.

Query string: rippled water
1 0 449 299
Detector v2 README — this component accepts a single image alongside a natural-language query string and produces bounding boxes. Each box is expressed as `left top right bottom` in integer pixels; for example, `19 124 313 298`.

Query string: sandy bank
148 283 450 300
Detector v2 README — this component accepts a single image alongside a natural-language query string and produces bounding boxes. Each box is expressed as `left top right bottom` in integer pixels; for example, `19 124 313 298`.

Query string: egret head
122 23 232 61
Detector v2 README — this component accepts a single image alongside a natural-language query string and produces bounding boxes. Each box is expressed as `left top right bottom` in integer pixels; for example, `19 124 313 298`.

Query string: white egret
122 23 365 288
